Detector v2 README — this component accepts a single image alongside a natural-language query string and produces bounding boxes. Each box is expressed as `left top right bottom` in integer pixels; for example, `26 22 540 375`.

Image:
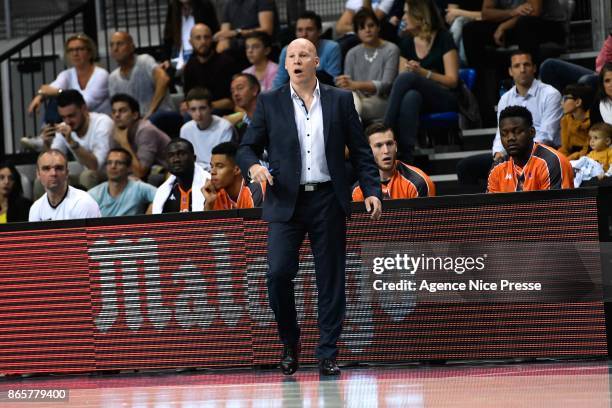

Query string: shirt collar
290 80 320 100
513 79 540 98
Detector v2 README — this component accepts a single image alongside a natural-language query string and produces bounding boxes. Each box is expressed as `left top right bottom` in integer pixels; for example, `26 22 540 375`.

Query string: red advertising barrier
0 189 608 374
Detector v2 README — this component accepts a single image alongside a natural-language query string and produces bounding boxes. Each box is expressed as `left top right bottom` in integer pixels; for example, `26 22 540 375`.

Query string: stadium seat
419 68 476 130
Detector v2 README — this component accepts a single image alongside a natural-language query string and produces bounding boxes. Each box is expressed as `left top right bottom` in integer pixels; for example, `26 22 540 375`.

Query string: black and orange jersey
162 182 192 213
352 160 435 201
212 180 265 210
487 143 574 193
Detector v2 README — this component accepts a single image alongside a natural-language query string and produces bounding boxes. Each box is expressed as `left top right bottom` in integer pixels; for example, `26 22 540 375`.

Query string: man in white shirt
29 149 101 221
457 50 562 188
179 87 235 172
40 89 113 190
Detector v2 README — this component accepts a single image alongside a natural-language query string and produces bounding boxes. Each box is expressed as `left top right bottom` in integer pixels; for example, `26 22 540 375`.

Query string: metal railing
0 0 97 157
0 0 174 156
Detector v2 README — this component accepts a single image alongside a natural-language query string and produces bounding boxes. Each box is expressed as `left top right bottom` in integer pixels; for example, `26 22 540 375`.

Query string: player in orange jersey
487 105 573 193
203 142 264 210
352 122 435 201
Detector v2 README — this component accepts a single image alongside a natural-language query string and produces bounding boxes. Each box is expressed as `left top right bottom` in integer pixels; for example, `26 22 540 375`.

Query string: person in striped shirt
203 142 264 210
487 105 573 193
352 122 435 201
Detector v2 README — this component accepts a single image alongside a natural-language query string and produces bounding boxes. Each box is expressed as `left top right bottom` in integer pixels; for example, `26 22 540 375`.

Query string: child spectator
242 32 278 92
587 123 612 175
571 123 612 186
559 84 592 160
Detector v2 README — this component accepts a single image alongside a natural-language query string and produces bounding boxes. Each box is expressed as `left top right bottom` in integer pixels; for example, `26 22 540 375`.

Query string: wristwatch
235 28 242 38
70 141 80 150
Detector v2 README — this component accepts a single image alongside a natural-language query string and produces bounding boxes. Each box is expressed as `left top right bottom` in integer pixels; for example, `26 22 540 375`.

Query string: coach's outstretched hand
364 196 382 220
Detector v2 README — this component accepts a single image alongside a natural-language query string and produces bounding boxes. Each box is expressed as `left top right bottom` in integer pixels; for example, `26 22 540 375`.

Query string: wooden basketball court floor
0 360 609 407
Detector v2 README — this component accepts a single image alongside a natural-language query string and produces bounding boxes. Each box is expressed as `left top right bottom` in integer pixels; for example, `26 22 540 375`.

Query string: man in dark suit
237 38 382 376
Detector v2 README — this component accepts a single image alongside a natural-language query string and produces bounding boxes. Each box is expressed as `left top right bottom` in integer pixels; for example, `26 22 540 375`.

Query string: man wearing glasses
88 148 157 217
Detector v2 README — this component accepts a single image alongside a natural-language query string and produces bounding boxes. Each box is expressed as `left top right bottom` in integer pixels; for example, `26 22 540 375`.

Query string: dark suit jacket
237 83 381 222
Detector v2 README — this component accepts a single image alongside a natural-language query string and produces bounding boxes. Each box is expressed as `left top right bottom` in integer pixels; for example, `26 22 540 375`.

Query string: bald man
182 23 240 112
238 38 382 376
108 31 173 119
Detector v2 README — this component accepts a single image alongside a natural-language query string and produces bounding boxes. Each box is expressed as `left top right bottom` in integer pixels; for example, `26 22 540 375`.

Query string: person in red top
487 105 573 193
203 142 264 210
352 122 435 201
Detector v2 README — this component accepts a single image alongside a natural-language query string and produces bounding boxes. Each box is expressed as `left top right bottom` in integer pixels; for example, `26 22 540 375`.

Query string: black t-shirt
455 0 483 11
222 0 277 31
183 52 240 100
399 29 456 75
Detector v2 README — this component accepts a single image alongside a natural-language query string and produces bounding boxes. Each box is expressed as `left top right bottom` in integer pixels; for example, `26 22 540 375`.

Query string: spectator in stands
463 0 567 67
445 1 482 66
214 0 278 67
559 84 592 160
591 63 612 125
39 90 112 191
28 33 110 116
202 142 264 210
88 148 157 217
336 0 403 58
29 149 101 221
0 162 31 223
540 31 612 93
463 0 568 125
183 23 240 112
487 105 573 192
383 0 459 162
456 50 562 188
337 0 396 36
162 0 220 72
336 7 399 124
109 94 171 184
151 139 211 213
226 73 261 143
272 10 342 89
108 32 173 119
352 123 435 200
586 123 612 174
180 87 235 171
242 32 278 92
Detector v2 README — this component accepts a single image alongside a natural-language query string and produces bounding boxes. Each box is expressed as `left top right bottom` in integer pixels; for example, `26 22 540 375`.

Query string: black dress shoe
319 358 341 376
280 344 300 375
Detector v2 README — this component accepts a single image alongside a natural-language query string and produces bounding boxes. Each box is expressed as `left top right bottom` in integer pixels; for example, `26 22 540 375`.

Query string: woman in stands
28 33 110 116
591 63 612 125
383 0 459 162
336 7 399 125
0 163 31 223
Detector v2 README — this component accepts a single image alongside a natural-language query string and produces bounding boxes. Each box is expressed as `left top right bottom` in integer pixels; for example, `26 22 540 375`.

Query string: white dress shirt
492 79 563 155
290 81 331 184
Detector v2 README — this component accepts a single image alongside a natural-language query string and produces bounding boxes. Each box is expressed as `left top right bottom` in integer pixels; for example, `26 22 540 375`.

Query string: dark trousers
267 183 346 359
383 72 458 159
463 17 565 69
456 152 494 191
